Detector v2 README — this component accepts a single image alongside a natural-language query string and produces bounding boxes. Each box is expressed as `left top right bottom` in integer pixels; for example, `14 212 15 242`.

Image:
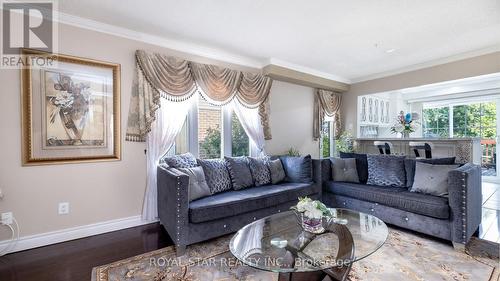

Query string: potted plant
291 197 332 234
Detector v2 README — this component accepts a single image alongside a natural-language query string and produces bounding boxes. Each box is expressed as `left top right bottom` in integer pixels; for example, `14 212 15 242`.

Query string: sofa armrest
448 163 482 244
157 165 190 247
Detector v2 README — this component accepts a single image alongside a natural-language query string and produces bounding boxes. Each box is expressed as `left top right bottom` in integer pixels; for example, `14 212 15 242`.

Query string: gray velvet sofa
320 158 482 249
157 158 322 253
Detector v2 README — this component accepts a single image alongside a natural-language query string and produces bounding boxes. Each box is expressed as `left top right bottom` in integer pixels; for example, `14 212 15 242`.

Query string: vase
294 211 325 234
402 131 410 138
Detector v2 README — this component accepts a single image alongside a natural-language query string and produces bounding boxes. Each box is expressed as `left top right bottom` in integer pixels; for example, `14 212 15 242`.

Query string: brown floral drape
126 50 273 142
313 89 342 140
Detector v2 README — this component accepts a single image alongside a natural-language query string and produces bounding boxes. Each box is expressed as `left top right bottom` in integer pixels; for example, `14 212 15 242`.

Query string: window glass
231 113 249 156
198 99 222 159
321 121 331 158
422 107 449 137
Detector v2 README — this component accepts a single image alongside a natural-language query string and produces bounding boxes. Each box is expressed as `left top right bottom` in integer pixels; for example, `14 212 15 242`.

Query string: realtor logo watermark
1 0 58 68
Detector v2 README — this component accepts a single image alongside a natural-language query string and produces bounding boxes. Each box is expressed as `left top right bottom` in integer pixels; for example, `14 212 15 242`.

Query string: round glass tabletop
229 208 388 273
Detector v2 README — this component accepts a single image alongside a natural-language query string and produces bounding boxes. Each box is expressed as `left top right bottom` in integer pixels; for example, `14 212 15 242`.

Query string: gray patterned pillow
197 159 232 194
268 159 286 184
248 157 271 186
224 156 254 190
367 155 406 187
163 153 197 169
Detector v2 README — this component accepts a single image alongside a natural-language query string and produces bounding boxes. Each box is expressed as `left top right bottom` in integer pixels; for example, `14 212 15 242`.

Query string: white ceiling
56 0 500 83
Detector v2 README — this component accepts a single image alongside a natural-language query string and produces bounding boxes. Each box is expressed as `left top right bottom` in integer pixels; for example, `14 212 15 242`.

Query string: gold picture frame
21 49 121 166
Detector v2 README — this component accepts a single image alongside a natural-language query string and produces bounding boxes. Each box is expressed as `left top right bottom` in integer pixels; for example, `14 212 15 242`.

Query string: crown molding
54 10 265 69
268 58 351 84
351 44 500 83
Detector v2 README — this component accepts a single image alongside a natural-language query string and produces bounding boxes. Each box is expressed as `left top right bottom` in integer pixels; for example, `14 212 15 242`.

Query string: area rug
92 228 499 281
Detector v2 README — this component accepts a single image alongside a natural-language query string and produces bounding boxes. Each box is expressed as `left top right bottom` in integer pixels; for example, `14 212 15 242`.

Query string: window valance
126 50 273 142
313 89 342 140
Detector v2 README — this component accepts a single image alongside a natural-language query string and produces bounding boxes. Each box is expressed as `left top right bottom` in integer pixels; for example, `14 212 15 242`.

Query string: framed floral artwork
21 49 121 165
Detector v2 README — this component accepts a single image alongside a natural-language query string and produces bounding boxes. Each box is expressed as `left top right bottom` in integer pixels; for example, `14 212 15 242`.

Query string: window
231 113 249 156
166 94 251 158
198 99 222 159
422 107 450 138
320 118 335 158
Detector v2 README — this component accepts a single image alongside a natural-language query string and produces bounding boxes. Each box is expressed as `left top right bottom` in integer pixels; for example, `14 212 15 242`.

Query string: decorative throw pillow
279 155 312 183
404 157 456 188
163 152 197 169
268 159 286 184
224 156 254 190
410 162 459 196
248 156 271 186
177 166 211 201
330 158 359 183
197 159 232 194
366 155 406 187
339 152 368 184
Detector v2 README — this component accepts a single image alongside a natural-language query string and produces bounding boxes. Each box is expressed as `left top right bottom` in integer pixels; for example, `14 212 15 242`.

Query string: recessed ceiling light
385 49 396 53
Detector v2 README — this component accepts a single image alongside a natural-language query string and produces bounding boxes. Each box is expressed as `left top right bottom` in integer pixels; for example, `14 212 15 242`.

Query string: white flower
394 124 404 133
296 197 312 212
305 208 323 219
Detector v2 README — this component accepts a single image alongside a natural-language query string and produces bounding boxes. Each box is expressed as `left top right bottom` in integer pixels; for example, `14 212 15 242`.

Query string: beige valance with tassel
313 89 342 140
126 50 273 142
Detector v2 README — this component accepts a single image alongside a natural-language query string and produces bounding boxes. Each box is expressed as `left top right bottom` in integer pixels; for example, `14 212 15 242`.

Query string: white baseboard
0 216 158 254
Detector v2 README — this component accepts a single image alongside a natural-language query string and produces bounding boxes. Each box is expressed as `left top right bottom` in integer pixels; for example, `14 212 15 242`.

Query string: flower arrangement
291 197 331 233
390 111 419 138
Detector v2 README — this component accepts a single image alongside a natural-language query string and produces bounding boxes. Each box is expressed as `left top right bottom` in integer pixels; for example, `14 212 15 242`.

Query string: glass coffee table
229 208 388 281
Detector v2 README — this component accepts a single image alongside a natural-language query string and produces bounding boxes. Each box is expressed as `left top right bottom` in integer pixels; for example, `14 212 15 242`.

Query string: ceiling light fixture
385 49 396 53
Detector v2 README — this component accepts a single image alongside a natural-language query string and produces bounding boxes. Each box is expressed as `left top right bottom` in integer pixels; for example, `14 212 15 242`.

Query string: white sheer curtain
231 99 266 156
142 97 193 221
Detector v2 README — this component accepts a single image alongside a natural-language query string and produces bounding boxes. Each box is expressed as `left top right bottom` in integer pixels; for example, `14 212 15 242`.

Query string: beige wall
0 23 318 240
344 52 500 137
265 81 319 158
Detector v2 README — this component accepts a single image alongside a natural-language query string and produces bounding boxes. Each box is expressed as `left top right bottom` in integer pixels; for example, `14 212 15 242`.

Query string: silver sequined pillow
367 155 406 187
197 159 232 194
248 156 271 186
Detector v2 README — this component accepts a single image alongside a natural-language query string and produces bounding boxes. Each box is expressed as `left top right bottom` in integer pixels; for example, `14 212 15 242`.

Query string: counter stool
409 142 434 159
374 141 393 155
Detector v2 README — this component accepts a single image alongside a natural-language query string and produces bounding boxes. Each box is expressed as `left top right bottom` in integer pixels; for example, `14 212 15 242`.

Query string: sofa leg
452 242 466 252
176 245 187 257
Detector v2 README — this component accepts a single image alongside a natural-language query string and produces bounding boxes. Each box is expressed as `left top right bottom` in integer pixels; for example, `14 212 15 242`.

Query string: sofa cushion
225 156 254 190
367 155 406 187
269 159 286 184
330 157 359 183
280 155 312 183
324 181 449 219
248 156 272 186
404 157 456 188
197 159 232 194
339 152 368 184
189 182 315 223
162 152 197 168
176 166 211 202
411 162 459 196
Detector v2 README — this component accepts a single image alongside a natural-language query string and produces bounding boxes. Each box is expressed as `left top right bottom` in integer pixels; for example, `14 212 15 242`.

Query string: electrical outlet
58 202 69 215
1 212 13 225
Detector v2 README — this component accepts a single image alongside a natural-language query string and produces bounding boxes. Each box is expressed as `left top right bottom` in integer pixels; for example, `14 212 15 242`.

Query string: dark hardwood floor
0 223 173 281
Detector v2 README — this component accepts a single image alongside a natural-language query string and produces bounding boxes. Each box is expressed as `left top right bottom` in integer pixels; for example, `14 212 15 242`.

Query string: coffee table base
278 263 352 281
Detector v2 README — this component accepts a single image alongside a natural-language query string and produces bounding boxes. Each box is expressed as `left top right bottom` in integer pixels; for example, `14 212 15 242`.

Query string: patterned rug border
92 229 500 281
